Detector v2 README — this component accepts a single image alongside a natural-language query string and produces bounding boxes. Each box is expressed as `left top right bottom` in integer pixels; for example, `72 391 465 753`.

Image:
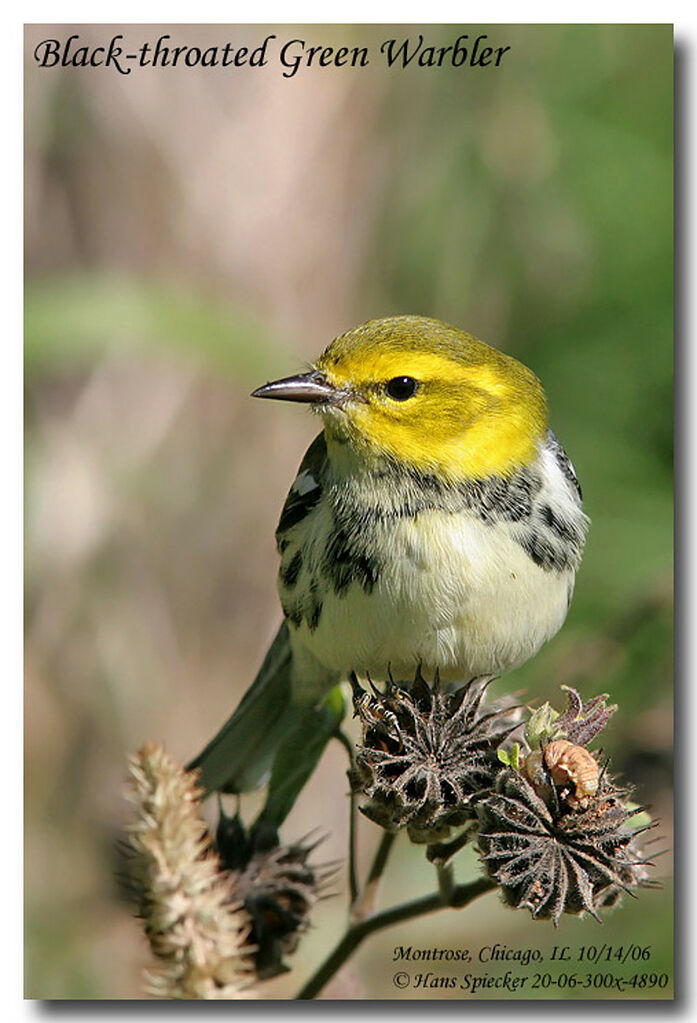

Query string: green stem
426 825 473 866
295 876 495 1000
352 830 396 921
366 830 396 887
437 862 456 904
334 729 359 903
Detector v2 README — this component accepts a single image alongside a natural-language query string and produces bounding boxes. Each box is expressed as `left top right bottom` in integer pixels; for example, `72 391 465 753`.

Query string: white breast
283 435 587 697
292 509 574 687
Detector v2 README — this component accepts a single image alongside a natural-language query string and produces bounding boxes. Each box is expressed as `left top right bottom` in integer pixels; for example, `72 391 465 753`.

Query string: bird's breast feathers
276 430 588 685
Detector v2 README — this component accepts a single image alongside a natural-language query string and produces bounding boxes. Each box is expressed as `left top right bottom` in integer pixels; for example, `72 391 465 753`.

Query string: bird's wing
187 622 295 794
187 618 345 820
547 428 583 503
188 431 344 805
276 431 327 541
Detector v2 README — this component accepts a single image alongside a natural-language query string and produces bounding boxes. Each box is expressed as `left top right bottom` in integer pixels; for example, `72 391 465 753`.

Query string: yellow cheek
318 347 547 479
344 400 544 480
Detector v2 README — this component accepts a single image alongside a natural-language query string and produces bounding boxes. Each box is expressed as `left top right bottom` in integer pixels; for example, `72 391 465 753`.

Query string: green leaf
525 703 562 749
497 743 521 771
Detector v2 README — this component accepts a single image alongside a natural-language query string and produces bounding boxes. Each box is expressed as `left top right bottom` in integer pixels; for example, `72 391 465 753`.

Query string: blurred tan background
25 24 673 999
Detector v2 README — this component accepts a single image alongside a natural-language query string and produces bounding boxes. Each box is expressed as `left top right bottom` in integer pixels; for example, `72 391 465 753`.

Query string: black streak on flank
520 531 553 570
323 522 381 597
282 600 303 629
520 530 571 573
307 598 323 633
357 554 379 593
540 504 580 544
280 550 303 589
323 526 355 596
306 581 323 632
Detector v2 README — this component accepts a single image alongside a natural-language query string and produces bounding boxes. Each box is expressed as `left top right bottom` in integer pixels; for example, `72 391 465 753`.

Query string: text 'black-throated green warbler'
190 316 589 818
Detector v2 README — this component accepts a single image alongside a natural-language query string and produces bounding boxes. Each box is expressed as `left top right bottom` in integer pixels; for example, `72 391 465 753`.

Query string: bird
189 315 589 805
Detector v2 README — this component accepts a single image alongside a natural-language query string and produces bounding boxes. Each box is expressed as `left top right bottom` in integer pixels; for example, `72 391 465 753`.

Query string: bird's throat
323 406 546 483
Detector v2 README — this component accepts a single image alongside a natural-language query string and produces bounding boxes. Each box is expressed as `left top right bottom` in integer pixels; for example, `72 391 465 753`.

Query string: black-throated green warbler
190 315 588 801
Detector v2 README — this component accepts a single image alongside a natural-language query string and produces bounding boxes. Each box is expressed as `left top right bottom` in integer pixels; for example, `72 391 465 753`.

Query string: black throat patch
276 429 587 633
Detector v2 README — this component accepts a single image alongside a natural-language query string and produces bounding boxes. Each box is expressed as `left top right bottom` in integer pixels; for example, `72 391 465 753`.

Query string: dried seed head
215 811 336 979
476 766 653 925
125 744 254 999
352 670 512 844
485 686 655 922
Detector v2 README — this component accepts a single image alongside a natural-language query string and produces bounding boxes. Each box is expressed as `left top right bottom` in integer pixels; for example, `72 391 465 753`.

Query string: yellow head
253 315 548 481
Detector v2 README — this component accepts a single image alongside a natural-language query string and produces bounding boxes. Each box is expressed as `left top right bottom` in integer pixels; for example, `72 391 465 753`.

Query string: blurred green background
24 24 673 999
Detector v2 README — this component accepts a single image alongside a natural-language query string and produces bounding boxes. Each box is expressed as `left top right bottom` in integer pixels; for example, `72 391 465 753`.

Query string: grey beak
251 370 340 405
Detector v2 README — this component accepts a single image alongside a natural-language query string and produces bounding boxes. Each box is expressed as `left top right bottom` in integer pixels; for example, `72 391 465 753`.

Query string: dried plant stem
295 877 496 1000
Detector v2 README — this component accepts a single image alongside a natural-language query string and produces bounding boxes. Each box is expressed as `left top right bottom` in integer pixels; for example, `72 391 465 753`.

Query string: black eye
385 376 419 401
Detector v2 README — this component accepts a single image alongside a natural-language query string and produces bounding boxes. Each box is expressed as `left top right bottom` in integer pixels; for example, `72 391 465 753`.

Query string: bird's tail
188 622 298 794
188 623 345 822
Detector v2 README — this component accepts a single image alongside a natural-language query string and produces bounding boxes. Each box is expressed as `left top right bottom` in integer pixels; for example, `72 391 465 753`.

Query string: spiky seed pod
476 766 653 925
216 813 336 979
555 686 617 746
526 686 617 751
351 670 513 844
126 744 254 999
